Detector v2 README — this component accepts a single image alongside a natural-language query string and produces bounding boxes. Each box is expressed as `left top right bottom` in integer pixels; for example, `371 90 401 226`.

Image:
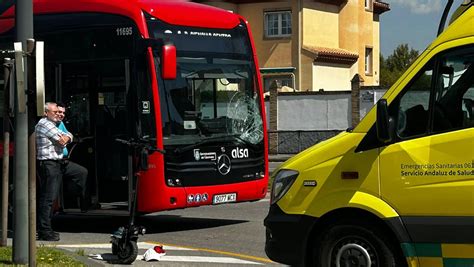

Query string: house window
365 0 372 10
365 47 373 75
264 11 292 38
263 75 294 92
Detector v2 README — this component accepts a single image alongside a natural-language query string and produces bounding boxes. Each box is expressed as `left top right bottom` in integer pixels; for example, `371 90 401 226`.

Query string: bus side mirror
376 98 394 143
162 44 176 80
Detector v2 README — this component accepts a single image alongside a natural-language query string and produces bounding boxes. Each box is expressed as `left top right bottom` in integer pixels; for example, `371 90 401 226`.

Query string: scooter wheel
111 242 118 255
116 241 138 264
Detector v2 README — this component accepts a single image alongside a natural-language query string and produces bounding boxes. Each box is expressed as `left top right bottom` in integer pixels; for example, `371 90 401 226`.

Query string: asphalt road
35 160 289 266
42 195 281 266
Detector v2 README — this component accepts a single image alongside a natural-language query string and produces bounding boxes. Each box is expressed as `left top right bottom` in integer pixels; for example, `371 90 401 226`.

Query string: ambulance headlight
270 169 298 205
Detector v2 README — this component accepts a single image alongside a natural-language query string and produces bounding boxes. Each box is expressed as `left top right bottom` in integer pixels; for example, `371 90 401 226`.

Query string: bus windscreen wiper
174 135 247 154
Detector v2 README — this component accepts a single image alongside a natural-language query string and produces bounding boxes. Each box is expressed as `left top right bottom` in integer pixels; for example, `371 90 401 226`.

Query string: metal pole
1 128 8 247
26 38 37 267
297 0 302 91
1 58 13 247
13 0 33 264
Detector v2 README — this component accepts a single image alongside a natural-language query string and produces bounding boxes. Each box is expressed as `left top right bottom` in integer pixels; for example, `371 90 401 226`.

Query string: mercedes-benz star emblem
217 154 231 175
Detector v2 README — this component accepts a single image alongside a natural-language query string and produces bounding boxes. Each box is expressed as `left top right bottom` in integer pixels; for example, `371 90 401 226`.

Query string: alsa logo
231 147 249 159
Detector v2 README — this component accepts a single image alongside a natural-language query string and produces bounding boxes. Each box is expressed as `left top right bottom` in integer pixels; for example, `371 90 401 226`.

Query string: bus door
56 59 131 208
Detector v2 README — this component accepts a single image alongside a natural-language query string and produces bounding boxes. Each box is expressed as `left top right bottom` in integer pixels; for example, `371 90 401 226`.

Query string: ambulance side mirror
376 99 394 143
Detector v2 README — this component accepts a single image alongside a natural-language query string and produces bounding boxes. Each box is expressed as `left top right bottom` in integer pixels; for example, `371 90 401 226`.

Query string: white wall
359 88 387 119
277 93 351 130
313 62 351 91
264 88 388 132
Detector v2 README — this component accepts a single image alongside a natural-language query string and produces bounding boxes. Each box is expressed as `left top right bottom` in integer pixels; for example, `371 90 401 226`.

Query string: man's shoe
37 231 59 238
37 231 60 241
79 196 89 213
80 203 88 213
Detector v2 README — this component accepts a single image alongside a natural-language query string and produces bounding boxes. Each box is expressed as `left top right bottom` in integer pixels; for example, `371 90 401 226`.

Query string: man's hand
58 134 71 146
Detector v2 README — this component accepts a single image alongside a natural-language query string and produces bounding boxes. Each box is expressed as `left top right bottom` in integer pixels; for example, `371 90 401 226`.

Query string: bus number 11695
116 27 133 36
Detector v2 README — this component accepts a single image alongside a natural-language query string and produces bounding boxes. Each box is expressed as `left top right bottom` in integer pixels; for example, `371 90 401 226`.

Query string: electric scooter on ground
111 138 165 264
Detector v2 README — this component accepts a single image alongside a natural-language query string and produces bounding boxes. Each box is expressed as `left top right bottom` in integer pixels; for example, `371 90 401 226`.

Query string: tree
380 44 419 87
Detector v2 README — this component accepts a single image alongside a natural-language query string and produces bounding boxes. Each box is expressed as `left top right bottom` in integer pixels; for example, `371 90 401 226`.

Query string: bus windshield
147 17 264 147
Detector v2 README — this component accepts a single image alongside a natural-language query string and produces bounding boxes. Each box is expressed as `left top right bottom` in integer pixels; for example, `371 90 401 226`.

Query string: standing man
36 102 87 241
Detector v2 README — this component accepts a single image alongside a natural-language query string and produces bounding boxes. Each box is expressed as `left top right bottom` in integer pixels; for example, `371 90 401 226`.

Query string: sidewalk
3 238 103 267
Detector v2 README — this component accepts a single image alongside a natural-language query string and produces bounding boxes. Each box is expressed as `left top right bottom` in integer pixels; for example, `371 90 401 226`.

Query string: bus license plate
213 193 237 204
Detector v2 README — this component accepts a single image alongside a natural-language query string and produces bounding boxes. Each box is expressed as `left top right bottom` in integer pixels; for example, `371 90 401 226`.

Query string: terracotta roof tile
373 1 390 14
303 45 359 65
312 0 347 6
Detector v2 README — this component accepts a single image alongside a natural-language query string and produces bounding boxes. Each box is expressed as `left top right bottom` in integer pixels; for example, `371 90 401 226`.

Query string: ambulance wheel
313 223 399 267
116 241 138 264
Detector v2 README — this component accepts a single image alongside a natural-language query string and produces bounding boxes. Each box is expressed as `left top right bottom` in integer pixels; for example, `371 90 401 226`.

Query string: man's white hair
44 102 56 112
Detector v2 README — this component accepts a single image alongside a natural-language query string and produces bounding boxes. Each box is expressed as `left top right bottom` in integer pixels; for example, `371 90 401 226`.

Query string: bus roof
0 0 242 35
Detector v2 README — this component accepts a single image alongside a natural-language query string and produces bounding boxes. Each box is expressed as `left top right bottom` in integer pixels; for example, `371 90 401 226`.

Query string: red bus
0 0 268 213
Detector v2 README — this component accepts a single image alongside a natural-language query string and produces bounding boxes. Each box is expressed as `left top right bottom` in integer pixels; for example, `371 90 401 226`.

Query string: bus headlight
270 169 298 205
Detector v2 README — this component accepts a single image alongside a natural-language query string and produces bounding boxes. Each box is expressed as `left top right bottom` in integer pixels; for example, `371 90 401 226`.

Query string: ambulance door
379 45 474 245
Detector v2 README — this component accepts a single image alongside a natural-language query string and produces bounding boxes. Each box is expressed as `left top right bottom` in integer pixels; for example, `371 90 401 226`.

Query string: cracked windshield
148 17 264 147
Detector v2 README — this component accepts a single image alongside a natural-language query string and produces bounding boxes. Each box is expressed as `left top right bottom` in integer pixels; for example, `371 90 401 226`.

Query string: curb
58 247 105 267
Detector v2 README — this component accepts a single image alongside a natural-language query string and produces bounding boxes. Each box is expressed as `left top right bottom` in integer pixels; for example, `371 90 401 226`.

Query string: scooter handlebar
114 138 166 154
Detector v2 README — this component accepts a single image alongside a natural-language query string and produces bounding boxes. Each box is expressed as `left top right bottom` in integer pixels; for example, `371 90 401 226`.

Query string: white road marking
137 255 262 264
57 242 263 265
57 242 191 251
58 243 111 249
139 242 193 251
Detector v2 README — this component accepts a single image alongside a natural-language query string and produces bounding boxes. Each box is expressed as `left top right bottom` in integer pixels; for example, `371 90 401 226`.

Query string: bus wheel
116 241 138 264
313 223 397 267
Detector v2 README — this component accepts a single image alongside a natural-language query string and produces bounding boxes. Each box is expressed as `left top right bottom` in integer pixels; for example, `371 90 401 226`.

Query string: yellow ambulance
264 1 474 266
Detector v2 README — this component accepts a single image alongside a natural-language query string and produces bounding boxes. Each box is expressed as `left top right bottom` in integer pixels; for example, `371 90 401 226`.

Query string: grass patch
0 246 85 266
75 248 85 257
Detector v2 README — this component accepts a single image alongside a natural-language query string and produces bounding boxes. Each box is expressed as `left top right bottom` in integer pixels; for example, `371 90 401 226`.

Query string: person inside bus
36 102 88 241
56 102 90 212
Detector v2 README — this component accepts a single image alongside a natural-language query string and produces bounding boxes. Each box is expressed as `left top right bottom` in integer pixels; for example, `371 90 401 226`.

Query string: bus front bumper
264 204 316 266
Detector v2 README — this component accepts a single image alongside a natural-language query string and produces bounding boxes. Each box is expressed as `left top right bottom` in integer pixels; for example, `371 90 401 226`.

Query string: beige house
194 0 390 92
